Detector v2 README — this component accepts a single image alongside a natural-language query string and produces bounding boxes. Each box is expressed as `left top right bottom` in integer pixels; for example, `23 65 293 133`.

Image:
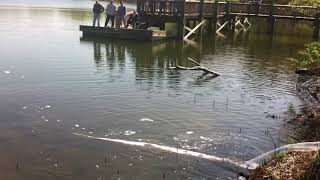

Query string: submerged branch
170 58 221 77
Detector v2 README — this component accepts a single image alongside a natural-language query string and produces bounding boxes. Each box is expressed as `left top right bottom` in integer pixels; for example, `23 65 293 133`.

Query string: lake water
0 3 314 180
0 0 136 10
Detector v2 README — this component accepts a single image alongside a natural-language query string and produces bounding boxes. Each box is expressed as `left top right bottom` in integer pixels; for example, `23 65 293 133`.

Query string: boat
79 25 167 41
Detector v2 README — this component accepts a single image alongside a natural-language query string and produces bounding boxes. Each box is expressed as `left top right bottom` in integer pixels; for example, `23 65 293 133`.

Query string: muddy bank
248 70 320 179
249 151 317 180
291 70 320 141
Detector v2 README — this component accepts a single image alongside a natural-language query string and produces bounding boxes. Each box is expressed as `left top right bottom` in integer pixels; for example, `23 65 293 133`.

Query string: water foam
74 133 320 172
73 133 250 170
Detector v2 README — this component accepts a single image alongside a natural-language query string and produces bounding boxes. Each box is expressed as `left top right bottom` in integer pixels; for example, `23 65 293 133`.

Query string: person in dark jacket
125 10 140 29
92 0 104 27
105 0 117 28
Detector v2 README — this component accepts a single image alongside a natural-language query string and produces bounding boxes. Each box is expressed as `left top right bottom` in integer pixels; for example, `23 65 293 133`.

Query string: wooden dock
136 0 320 40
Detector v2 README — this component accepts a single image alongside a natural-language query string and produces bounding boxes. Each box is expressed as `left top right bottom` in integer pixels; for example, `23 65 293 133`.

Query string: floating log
170 57 220 77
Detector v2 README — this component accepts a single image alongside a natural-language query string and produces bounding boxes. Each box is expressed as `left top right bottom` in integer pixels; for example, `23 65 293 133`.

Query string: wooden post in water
212 0 219 33
198 0 204 34
199 0 204 20
267 0 275 34
226 1 232 31
231 16 236 31
177 0 186 39
208 19 213 32
313 13 320 41
199 0 205 34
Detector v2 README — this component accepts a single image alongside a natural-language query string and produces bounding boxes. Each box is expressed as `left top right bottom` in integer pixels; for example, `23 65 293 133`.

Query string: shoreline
249 68 320 179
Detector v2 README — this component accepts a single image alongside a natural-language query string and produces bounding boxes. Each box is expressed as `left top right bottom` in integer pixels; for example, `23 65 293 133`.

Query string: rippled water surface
0 5 314 180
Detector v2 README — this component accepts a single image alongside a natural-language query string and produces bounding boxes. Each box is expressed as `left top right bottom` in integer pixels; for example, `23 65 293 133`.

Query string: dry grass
249 151 317 180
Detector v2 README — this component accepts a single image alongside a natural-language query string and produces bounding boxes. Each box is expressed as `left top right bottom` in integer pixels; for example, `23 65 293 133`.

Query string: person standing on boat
116 0 126 28
92 0 104 27
105 0 117 28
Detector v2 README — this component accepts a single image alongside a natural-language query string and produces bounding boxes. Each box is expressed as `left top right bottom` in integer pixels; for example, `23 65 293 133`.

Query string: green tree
288 42 320 70
290 0 320 7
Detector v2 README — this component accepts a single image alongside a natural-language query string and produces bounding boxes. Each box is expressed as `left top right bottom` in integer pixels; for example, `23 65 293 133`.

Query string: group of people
92 0 140 29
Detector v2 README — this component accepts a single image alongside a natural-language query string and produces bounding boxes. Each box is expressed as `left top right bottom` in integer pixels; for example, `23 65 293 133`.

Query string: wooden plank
235 20 244 28
216 21 228 33
184 26 197 35
183 20 205 40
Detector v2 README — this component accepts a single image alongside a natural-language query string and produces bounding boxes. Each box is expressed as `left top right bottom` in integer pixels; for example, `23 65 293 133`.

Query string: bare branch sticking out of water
266 129 278 149
170 58 220 78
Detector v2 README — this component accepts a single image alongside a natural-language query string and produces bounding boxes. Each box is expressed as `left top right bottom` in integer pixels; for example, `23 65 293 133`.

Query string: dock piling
267 0 275 34
212 0 219 34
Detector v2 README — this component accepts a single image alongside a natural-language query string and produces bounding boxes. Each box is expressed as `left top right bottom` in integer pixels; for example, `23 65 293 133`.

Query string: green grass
276 151 288 159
